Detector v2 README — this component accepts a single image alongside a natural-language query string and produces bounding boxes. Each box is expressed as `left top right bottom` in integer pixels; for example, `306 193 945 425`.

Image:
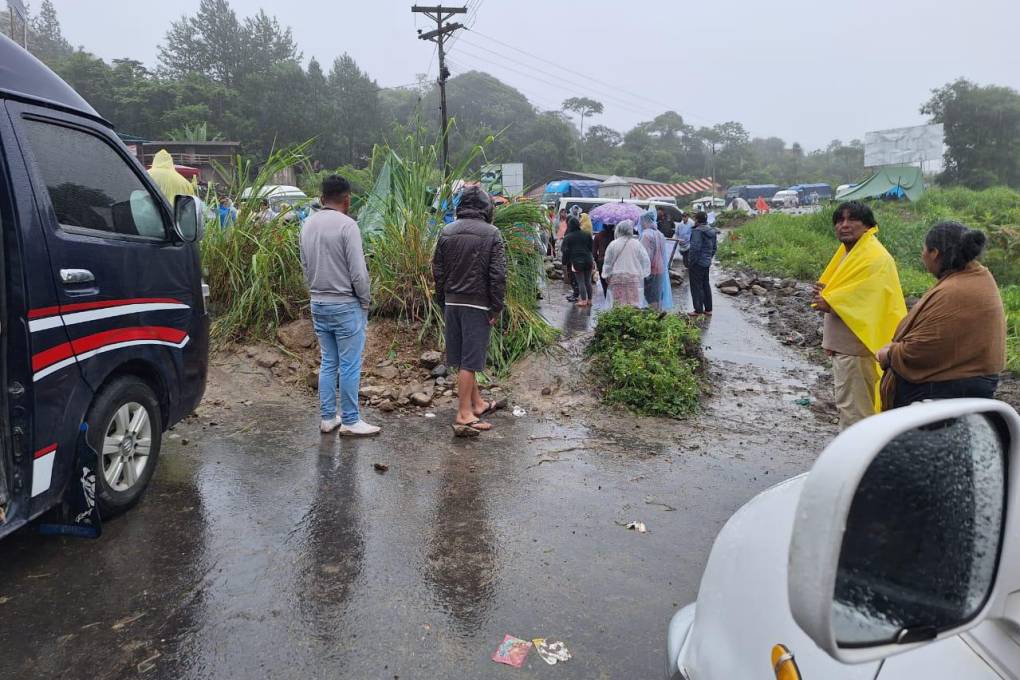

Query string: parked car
239 184 311 222
771 190 801 209
690 196 727 212
666 398 1020 679
0 35 209 537
790 182 833 204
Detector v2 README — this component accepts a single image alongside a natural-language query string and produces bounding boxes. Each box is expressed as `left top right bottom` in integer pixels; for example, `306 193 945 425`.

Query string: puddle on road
540 267 809 371
0 268 834 680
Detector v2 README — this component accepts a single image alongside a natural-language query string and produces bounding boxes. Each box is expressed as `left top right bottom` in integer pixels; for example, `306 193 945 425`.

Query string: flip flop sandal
479 398 508 416
452 419 492 437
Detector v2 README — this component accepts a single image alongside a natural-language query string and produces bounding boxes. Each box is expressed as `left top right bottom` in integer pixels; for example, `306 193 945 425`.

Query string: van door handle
60 269 95 284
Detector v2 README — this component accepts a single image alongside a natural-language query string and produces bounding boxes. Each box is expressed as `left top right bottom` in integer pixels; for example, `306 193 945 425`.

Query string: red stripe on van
32 326 188 371
34 444 57 459
28 298 183 320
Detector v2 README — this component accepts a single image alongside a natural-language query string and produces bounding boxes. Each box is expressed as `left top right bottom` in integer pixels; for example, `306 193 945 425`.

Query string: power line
449 42 664 120
446 0 483 52
466 27 715 125
454 36 666 119
445 57 563 113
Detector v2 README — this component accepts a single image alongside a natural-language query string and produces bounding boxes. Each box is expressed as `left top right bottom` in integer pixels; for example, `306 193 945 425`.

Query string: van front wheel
86 376 163 515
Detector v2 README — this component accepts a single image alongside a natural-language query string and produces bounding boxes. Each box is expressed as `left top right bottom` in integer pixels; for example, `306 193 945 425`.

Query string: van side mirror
173 195 203 243
789 399 1019 665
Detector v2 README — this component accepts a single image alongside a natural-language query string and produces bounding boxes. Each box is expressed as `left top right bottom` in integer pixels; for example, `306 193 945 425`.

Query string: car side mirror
174 195 203 243
789 399 1019 665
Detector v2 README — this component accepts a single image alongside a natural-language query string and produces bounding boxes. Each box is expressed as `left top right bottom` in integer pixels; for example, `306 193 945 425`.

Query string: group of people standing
298 175 1004 442
814 201 1006 429
552 205 719 315
300 177 508 438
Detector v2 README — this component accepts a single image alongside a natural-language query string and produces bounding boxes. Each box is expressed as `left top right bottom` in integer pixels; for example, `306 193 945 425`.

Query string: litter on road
512 406 527 417
625 521 648 533
533 638 572 665
492 635 531 667
373 463 389 473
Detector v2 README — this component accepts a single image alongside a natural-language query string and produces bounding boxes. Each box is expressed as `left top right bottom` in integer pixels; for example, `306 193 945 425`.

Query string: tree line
6 0 1020 191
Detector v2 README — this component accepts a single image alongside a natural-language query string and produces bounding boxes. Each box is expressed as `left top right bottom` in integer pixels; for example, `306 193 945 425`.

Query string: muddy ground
717 266 1020 415
0 273 836 679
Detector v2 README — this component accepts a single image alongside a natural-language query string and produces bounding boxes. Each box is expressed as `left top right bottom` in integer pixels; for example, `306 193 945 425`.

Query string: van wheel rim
101 402 152 492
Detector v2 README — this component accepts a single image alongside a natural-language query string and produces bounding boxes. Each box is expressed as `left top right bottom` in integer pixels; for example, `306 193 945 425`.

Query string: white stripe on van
28 303 189 333
32 336 191 382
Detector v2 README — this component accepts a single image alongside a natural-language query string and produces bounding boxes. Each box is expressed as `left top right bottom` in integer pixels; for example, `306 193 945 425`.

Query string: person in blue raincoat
638 210 673 311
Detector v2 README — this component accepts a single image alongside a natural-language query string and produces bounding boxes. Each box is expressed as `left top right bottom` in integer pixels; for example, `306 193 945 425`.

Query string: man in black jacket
432 186 507 435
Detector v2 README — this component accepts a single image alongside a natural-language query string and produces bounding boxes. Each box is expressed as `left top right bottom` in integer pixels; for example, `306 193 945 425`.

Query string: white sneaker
320 417 341 433
339 420 381 437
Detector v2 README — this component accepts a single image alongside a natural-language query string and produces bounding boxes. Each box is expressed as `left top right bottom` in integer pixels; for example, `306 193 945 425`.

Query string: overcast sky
48 0 1020 150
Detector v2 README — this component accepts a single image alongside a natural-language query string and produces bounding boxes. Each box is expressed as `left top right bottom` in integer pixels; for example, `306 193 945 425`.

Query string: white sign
864 124 945 168
481 163 524 197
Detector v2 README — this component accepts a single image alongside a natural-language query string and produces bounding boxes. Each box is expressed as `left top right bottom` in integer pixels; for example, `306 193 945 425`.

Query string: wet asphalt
0 269 834 680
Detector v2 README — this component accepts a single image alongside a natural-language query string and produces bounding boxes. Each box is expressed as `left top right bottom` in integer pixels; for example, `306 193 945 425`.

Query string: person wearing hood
601 219 651 308
639 210 673 311
147 149 195 202
579 212 593 234
433 186 508 437
561 216 595 307
687 211 718 317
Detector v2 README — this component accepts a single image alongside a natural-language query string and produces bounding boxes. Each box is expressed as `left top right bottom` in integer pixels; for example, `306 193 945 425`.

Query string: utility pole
411 4 467 177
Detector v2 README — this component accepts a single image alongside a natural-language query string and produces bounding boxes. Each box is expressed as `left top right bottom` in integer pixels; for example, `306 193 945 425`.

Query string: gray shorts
444 305 491 372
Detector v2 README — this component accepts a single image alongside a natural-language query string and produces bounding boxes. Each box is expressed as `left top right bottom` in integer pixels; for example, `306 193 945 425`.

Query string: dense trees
922 79 1020 189
12 1 1020 191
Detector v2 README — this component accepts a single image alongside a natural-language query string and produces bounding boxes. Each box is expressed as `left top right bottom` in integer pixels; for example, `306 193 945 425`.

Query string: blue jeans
312 302 367 424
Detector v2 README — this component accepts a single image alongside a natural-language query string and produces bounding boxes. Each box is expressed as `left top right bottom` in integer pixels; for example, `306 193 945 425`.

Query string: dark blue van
0 36 208 537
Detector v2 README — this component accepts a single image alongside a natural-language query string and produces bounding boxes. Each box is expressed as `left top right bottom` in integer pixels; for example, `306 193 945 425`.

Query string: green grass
1003 286 1020 374
201 142 314 342
719 186 1020 369
358 125 556 376
587 307 703 418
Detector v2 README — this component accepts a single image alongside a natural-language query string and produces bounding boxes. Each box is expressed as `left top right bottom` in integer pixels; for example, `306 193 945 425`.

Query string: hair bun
964 229 987 248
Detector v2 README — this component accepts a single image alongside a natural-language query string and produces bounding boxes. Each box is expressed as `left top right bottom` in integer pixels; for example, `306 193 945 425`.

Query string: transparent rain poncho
601 220 650 308
638 210 673 311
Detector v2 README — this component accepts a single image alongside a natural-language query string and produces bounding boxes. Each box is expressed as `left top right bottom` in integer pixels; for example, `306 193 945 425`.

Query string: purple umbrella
589 201 642 226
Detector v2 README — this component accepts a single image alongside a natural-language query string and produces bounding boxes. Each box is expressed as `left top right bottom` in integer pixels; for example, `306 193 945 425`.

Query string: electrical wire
454 36 668 119
448 42 664 120
445 57 563 113
466 27 715 124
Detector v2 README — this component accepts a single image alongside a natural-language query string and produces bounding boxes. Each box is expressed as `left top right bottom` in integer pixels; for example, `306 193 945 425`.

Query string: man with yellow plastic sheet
812 201 906 429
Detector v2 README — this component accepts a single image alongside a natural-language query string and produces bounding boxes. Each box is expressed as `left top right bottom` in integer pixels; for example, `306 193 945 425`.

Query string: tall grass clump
1002 286 1020 374
587 307 703 418
201 141 313 342
720 186 1020 371
359 126 556 375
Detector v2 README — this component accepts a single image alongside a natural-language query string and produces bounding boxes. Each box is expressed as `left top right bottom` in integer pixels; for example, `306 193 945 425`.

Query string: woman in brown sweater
877 221 1006 410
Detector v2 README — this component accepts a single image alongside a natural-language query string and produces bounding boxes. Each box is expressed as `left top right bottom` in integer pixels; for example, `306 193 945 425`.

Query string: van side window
22 120 168 239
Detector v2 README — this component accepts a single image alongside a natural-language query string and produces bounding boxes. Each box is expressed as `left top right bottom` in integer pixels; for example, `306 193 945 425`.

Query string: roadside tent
834 165 925 202
598 175 631 199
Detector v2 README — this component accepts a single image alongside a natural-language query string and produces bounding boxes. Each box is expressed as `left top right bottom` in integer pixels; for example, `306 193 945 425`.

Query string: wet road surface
0 272 834 679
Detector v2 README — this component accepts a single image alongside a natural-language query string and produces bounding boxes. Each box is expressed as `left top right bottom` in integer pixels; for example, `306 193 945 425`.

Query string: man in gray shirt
299 175 380 436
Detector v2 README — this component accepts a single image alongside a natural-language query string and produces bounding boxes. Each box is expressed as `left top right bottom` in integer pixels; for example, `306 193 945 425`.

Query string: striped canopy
628 178 716 199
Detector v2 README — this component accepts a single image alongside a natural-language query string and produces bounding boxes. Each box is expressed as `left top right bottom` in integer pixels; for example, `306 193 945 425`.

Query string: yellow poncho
580 213 593 234
819 227 907 409
147 149 195 202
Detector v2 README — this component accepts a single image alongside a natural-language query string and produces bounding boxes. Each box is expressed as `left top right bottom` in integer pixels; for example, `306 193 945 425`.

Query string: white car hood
681 475 880 680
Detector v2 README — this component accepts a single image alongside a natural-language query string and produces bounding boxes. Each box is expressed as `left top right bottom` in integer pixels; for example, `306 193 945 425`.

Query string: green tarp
835 165 926 202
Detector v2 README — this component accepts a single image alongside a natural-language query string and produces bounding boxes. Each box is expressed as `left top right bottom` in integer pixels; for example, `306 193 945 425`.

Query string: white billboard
481 163 524 197
865 124 945 168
